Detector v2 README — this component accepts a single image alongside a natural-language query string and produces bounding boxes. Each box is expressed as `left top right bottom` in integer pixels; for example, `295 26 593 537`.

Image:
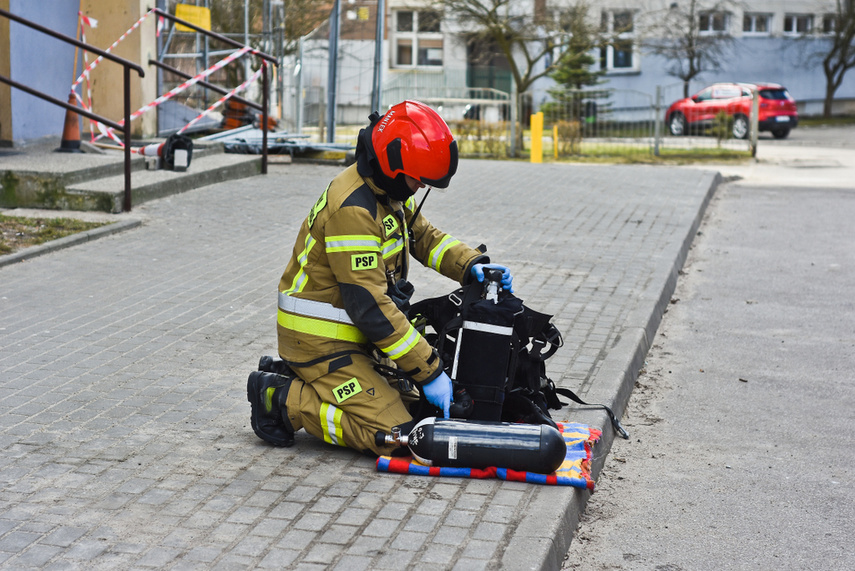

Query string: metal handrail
0 7 145 212
152 7 276 173
0 76 123 132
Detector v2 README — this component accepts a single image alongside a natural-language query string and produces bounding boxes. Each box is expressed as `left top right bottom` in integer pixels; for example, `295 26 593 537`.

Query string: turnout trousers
283 351 416 456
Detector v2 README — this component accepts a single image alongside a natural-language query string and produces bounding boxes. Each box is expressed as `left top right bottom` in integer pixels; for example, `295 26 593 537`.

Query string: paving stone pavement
0 160 718 570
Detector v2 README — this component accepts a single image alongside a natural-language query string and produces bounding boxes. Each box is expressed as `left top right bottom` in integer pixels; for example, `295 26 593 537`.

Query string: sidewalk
0 159 718 570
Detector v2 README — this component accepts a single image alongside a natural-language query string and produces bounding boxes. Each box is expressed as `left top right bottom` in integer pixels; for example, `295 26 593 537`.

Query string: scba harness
404 270 629 438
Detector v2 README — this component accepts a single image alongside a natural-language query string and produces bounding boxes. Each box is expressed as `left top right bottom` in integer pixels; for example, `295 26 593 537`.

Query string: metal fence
514 85 753 160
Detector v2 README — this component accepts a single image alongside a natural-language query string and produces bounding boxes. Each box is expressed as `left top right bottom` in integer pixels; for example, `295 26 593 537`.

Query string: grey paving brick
133 546 183 567
331 554 373 571
182 545 223 563
257 548 300 568
292 512 330 532
333 507 371 526
390 528 427 551
276 528 316 551
419 542 458 565
62 538 109 560
41 526 87 548
361 517 399 538
433 525 467 545
373 547 416 569
0 530 39 551
458 538 499 560
12 544 63 567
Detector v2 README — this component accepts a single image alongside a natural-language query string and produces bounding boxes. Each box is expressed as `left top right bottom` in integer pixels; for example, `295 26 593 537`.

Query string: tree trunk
822 79 837 119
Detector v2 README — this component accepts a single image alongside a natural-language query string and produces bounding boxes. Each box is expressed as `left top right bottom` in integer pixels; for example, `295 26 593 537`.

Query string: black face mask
355 113 415 202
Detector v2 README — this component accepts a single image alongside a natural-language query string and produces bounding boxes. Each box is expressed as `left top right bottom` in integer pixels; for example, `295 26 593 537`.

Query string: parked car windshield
759 88 790 100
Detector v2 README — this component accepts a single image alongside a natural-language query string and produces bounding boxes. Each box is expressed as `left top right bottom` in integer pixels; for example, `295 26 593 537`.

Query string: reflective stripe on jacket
277 163 486 384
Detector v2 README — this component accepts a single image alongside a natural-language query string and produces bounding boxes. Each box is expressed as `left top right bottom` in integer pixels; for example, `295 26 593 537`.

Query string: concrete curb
0 218 142 268
501 171 722 571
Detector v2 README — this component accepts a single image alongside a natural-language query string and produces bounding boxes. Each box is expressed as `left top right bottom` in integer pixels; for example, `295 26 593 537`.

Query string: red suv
666 83 798 139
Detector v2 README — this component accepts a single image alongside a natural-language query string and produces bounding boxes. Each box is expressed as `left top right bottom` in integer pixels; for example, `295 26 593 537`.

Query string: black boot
247 371 295 447
258 355 297 376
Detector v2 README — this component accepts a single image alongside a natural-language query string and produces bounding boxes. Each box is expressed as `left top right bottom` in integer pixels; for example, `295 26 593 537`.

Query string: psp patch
351 252 378 271
333 378 362 403
382 214 399 237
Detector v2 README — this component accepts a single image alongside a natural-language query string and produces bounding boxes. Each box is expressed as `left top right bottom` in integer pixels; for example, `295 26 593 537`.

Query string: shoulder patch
341 184 377 219
382 214 399 237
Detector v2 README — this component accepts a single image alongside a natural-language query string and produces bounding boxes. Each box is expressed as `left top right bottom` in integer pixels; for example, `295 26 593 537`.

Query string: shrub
710 111 733 147
555 120 582 156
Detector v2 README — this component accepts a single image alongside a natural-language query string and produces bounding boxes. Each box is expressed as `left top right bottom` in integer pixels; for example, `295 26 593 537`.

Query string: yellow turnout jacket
277 164 486 385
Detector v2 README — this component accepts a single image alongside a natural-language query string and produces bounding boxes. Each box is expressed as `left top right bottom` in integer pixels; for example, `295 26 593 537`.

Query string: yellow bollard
530 112 543 163
553 125 559 159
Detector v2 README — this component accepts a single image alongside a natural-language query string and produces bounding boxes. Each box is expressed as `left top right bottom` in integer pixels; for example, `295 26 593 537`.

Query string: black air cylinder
392 417 566 474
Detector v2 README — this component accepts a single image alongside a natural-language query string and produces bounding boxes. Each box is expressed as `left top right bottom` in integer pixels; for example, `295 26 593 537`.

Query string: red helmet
371 100 458 188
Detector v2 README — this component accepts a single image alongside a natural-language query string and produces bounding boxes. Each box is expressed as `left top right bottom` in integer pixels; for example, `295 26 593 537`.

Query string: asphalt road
759 122 855 148
562 126 855 570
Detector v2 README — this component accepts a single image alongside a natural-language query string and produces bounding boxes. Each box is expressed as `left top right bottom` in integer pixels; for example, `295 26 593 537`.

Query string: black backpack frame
402 279 628 439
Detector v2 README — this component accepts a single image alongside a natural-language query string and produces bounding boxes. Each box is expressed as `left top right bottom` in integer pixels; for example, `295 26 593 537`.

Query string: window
784 14 813 34
694 87 714 102
598 10 637 72
823 14 837 34
711 85 743 99
743 13 771 35
392 10 443 68
612 40 634 68
699 11 729 33
759 88 791 101
613 11 633 34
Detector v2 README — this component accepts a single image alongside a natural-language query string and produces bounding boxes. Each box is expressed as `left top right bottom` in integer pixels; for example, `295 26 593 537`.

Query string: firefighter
247 100 513 455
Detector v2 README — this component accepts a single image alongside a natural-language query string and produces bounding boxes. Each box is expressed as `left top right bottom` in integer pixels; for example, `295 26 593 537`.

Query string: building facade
293 0 855 126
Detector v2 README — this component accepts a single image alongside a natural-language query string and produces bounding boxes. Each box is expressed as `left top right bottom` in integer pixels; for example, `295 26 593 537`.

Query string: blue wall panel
9 0 79 142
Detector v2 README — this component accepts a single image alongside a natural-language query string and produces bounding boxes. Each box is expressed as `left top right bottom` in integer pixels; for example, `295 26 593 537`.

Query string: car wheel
772 128 790 139
669 113 687 136
732 115 749 139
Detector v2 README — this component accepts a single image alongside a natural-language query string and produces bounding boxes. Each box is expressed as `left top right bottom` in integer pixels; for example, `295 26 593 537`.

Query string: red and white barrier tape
98 46 252 146
72 9 153 91
77 12 96 141
72 9 268 148
178 65 263 135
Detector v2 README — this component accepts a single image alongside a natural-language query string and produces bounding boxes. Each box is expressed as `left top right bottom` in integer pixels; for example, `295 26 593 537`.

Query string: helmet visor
418 140 458 189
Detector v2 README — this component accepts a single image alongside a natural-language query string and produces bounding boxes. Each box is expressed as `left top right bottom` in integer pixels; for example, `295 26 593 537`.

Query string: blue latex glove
471 263 514 293
423 371 453 418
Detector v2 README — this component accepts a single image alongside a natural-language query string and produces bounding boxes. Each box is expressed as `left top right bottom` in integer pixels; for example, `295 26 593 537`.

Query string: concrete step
1 138 257 212
64 152 262 212
0 140 224 182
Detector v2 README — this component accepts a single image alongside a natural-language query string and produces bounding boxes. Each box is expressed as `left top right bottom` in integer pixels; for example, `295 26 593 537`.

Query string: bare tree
817 0 855 117
638 0 735 97
208 0 332 58
438 0 593 153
